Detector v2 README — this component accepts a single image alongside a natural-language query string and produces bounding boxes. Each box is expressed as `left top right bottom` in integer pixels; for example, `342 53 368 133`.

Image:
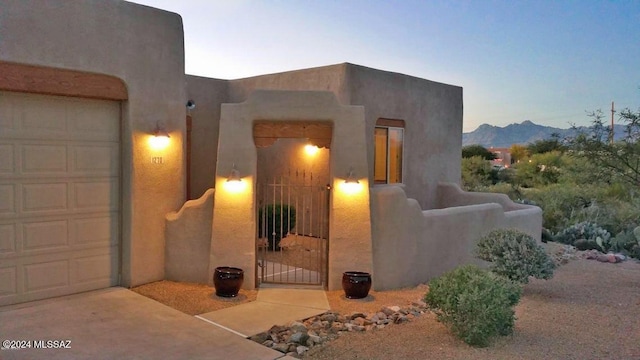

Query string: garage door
0 91 120 306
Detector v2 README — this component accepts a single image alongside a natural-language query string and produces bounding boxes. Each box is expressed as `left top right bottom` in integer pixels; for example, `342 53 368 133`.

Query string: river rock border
249 302 429 358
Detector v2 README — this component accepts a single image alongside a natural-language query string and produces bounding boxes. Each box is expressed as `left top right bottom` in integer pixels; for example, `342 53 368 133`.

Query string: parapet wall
370 184 542 290
165 189 214 283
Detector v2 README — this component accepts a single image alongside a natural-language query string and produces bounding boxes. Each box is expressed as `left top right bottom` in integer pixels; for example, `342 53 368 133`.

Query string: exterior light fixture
224 164 246 193
341 167 362 194
149 122 170 150
227 164 242 182
304 144 319 156
345 168 359 184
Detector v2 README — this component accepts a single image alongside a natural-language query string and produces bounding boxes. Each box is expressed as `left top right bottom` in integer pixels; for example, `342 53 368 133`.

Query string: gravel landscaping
132 244 640 359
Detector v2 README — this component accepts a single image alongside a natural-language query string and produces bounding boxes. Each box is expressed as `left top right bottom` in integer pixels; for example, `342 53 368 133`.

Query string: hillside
462 120 626 148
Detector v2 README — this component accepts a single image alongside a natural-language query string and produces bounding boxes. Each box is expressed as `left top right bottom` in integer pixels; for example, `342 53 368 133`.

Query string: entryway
254 132 331 287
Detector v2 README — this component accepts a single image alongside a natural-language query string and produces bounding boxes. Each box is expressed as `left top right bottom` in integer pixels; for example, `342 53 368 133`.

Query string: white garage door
0 91 120 306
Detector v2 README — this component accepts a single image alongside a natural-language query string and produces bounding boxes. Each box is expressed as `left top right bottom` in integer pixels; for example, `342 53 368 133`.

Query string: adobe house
0 0 541 306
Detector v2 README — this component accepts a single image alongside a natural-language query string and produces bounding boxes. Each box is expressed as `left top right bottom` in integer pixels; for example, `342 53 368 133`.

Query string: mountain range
462 120 627 148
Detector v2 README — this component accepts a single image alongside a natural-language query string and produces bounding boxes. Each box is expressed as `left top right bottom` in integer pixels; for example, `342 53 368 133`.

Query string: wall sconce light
304 144 319 156
345 168 359 185
340 167 362 194
224 164 246 193
149 122 170 150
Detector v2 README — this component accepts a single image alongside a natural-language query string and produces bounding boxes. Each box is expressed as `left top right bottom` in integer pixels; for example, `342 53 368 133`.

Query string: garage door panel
23 220 68 251
74 216 117 246
0 91 120 305
24 260 69 292
69 101 120 141
0 267 17 296
74 254 117 284
0 184 16 214
0 224 16 254
74 181 118 211
22 144 68 173
0 143 14 173
22 182 68 212
73 144 119 175
20 97 68 135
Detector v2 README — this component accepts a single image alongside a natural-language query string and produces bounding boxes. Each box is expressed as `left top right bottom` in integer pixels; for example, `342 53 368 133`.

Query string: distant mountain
462 120 626 148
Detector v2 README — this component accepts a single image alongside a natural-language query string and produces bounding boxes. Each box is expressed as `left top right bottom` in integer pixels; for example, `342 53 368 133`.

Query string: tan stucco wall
165 189 214 283
185 75 228 199
370 184 542 290
348 65 464 210
211 90 372 290
436 182 542 241
0 0 187 286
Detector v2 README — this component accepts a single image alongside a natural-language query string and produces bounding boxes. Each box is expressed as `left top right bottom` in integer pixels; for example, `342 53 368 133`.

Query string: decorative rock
349 312 366 320
289 321 307 333
249 332 269 344
297 346 309 356
320 313 337 322
289 331 309 345
250 299 431 356
272 343 290 353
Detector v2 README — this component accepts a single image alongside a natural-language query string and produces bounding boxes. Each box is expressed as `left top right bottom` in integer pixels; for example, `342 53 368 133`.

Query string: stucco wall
185 75 228 199
436 182 542 241
0 0 187 286
370 185 542 290
227 64 351 105
348 65 463 210
165 189 214 283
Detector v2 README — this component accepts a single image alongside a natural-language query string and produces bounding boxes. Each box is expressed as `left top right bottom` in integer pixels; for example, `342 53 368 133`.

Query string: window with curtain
374 119 404 184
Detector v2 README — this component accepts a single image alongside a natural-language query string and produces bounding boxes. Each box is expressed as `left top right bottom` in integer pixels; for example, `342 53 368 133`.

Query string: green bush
258 204 296 250
476 229 555 284
425 265 522 347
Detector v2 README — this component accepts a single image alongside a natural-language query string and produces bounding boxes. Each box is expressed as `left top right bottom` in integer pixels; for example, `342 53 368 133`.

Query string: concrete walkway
0 286 328 360
197 285 330 337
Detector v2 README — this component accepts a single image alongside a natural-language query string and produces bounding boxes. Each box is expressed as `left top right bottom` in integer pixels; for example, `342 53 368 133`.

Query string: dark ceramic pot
213 266 244 297
342 271 372 299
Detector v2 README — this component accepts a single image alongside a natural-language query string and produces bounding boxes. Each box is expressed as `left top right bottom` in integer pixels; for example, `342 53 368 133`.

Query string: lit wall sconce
149 122 170 150
304 144 319 156
340 167 362 194
224 164 246 193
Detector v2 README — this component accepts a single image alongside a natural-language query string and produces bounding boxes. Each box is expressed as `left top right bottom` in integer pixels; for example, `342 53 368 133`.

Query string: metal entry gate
256 172 329 286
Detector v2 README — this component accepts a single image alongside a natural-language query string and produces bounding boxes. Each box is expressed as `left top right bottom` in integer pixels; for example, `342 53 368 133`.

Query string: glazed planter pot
213 266 244 297
342 271 372 299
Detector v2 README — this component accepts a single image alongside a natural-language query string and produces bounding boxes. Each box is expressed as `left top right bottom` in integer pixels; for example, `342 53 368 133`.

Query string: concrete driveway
0 287 290 360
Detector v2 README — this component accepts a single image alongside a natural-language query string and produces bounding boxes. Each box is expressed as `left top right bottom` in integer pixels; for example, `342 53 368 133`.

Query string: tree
509 144 529 163
462 156 494 190
568 106 640 188
462 145 496 160
526 133 567 155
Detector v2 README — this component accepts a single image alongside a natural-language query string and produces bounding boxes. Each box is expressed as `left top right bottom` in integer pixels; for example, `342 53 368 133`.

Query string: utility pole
610 101 615 144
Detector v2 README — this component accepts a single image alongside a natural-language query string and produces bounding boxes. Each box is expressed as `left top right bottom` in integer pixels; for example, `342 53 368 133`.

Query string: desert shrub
425 265 522 347
554 221 611 252
476 229 555 283
258 204 296 249
522 184 597 233
609 226 640 259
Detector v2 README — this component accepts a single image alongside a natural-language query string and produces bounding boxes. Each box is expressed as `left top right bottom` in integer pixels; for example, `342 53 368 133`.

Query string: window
374 119 404 184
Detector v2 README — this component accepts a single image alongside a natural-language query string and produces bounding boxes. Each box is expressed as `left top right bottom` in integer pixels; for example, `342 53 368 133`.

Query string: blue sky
131 0 639 132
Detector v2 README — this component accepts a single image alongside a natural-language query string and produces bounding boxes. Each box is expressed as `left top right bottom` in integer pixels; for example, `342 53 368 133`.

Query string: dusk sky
130 0 639 132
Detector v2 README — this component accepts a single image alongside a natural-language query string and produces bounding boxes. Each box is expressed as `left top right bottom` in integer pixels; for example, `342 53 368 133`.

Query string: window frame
374 118 405 185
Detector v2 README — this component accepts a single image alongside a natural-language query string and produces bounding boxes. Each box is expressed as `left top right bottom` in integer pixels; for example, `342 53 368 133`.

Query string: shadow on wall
370 183 542 291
